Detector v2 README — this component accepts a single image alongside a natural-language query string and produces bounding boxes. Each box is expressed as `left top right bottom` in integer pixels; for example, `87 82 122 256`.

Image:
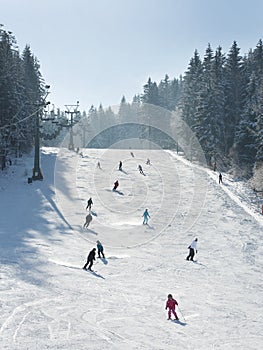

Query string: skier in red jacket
165 294 179 320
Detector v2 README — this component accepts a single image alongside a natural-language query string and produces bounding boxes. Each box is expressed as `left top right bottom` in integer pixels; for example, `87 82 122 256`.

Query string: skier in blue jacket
142 209 151 225
96 240 105 259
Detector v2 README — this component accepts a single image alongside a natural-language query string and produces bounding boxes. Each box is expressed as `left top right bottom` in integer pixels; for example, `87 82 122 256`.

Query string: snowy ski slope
0 147 262 350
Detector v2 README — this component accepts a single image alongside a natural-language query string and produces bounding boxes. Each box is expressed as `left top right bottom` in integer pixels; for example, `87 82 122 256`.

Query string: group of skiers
82 194 105 272
83 240 105 271
165 238 198 321
81 154 200 321
113 158 150 192
83 197 93 228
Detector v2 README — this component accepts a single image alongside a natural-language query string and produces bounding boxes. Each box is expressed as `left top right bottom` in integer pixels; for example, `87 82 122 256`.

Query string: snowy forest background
0 25 262 190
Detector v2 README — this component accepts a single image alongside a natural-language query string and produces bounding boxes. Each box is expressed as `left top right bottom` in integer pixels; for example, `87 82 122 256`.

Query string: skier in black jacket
83 248 96 271
86 197 93 211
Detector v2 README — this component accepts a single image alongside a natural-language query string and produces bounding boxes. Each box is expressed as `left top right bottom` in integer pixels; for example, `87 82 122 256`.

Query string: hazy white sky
1 0 262 111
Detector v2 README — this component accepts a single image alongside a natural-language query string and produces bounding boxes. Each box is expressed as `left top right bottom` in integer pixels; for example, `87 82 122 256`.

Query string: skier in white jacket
186 238 198 261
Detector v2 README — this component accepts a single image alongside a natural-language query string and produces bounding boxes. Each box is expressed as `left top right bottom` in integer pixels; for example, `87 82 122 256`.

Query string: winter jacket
189 240 197 250
86 214 92 223
143 210 150 218
87 249 96 262
97 242 103 251
166 298 178 310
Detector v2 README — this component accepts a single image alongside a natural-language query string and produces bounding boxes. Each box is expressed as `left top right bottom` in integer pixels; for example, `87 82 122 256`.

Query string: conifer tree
141 77 159 105
223 41 245 154
233 72 258 173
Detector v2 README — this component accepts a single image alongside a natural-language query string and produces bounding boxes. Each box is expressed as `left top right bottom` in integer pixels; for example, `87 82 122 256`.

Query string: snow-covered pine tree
180 50 203 129
0 28 22 161
233 72 258 175
191 44 216 163
21 45 44 151
223 41 245 155
141 77 159 105
158 74 171 109
169 76 183 111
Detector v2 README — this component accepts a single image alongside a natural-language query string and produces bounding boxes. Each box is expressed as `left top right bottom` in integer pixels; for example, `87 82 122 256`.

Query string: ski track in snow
0 147 262 349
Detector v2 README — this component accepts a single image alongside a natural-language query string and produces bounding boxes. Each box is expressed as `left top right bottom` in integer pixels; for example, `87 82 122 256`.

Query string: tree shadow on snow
86 229 98 235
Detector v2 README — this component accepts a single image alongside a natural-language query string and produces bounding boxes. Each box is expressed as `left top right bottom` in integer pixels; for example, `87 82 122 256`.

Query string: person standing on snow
113 180 119 191
165 294 179 320
83 248 96 271
213 161 217 171
83 213 93 228
219 173 223 184
96 240 105 259
86 197 93 211
119 161 122 171
142 209 150 225
186 238 198 261
138 164 144 174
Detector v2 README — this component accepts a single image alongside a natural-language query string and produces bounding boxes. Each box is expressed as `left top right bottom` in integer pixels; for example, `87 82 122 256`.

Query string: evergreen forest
0 25 262 189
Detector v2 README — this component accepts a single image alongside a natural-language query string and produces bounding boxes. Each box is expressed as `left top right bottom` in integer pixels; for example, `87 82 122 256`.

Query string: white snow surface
0 147 262 350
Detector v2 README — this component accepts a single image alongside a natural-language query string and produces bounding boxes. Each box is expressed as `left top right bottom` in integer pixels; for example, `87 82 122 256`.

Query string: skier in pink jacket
165 294 179 320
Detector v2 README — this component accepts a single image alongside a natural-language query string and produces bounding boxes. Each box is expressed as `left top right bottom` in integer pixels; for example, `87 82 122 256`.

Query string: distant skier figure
119 161 122 171
142 209 150 225
130 152 134 158
83 213 93 228
165 294 179 320
97 240 105 259
146 158 151 165
97 161 101 169
138 164 144 174
213 161 217 171
219 173 223 184
186 238 198 261
83 248 96 271
86 197 93 211
113 180 119 191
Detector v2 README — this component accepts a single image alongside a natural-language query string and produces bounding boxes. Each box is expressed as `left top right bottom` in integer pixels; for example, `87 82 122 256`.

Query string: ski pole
178 306 186 322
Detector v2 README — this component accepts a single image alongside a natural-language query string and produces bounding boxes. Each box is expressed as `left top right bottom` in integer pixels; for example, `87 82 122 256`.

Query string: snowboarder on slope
83 213 93 228
119 161 122 171
186 238 198 261
97 161 101 169
113 180 119 191
86 197 93 211
96 240 105 258
146 158 151 165
165 294 179 320
130 151 134 158
83 248 96 271
142 209 150 225
219 173 223 184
